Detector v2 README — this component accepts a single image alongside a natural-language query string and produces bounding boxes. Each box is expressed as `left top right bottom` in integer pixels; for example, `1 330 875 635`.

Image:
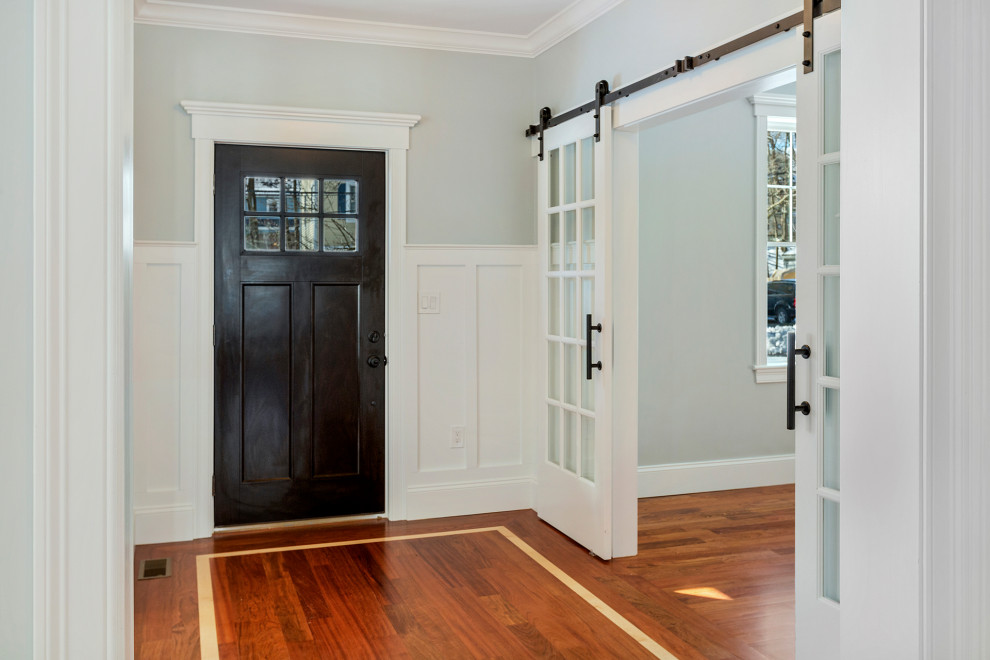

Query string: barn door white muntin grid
536 109 613 559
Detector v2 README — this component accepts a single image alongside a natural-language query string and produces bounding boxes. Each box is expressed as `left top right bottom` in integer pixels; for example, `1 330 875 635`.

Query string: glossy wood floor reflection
135 485 795 659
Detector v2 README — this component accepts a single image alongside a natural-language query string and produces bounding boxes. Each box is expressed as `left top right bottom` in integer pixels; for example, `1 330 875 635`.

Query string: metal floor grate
138 558 172 580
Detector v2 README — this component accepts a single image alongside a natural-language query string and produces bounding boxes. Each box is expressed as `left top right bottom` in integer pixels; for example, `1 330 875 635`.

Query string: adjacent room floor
135 485 794 659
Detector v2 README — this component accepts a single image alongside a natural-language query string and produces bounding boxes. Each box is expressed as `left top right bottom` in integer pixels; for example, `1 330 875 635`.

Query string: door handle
367 355 387 368
786 332 811 430
586 313 602 380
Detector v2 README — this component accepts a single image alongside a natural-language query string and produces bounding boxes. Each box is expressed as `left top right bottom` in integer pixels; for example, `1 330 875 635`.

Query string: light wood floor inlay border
195 525 677 659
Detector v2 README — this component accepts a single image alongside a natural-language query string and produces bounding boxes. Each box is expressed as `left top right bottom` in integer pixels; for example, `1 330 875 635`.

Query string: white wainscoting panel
133 242 200 544
132 241 538 541
402 246 539 519
638 454 795 499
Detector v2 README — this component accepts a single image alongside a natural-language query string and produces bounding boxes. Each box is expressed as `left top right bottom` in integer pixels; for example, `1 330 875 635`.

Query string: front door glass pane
284 178 319 213
244 216 280 251
244 176 281 212
322 217 358 251
285 217 318 251
322 179 358 214
549 213 561 271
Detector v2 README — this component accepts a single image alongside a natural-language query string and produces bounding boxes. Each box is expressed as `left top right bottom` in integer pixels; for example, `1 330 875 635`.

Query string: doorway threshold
213 512 385 535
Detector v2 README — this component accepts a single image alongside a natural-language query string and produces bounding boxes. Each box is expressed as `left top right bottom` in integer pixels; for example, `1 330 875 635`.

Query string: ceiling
134 0 627 57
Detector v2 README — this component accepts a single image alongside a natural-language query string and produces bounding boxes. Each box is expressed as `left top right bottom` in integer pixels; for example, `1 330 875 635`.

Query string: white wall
0 0 34 655
635 97 794 496
928 1 990 656
134 24 535 245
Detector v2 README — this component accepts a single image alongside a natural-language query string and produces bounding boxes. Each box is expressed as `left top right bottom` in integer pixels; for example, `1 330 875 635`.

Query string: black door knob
367 355 387 368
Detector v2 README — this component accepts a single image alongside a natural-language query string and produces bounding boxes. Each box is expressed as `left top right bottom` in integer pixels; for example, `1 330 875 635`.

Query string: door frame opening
182 101 420 536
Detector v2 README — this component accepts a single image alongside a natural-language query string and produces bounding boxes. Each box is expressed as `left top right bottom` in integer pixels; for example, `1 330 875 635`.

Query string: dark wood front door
214 144 386 526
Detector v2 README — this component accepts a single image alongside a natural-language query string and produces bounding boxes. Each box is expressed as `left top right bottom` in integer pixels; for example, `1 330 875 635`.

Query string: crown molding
179 100 421 127
527 0 626 55
135 0 624 58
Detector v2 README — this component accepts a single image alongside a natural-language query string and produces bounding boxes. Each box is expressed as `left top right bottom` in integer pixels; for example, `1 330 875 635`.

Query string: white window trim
751 93 796 383
181 100 420 535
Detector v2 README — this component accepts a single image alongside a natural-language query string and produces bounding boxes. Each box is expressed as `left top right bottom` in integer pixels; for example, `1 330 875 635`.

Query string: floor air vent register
137 558 172 580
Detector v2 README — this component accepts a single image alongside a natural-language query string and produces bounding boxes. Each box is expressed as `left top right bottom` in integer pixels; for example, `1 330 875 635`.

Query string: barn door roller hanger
528 0 840 155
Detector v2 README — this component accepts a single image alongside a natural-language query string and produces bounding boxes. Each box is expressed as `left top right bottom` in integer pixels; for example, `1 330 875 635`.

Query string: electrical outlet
451 426 465 448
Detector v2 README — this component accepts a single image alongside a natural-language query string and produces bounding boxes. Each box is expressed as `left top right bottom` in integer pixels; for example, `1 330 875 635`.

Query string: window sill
753 364 786 384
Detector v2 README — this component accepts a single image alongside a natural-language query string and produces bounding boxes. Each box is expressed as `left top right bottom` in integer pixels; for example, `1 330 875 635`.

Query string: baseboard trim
405 477 535 520
134 504 196 545
638 454 795 498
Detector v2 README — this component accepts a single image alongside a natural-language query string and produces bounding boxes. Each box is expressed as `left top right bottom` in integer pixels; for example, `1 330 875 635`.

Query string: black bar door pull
586 314 602 380
786 332 811 430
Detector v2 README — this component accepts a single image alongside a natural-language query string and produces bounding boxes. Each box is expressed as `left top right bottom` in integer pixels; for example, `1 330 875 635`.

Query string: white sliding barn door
794 10 841 659
537 109 613 559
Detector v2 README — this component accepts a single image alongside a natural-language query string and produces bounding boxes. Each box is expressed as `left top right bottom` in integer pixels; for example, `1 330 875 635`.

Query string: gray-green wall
0 0 34 656
532 0 799 113
637 98 793 466
134 25 536 245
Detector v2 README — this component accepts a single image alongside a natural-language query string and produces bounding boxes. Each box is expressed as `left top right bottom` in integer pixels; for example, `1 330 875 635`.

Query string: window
765 124 797 362
243 175 359 253
750 92 796 381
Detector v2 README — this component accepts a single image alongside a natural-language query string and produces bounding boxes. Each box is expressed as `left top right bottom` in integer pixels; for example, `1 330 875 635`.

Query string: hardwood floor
135 485 794 659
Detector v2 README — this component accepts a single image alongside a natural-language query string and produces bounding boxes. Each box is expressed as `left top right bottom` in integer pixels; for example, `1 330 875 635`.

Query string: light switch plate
418 290 440 314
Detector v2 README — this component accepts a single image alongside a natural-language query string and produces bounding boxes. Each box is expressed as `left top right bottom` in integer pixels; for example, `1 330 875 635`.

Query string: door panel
312 283 361 477
241 284 292 482
215 144 386 526
537 109 613 559
795 10 841 658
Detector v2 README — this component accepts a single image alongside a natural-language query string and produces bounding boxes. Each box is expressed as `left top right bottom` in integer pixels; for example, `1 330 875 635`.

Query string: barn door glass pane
823 52 842 154
818 47 841 605
546 135 598 483
822 498 840 601
823 164 840 265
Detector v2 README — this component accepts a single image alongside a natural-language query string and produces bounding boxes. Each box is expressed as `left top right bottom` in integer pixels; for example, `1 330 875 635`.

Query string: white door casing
181 101 419 535
794 10 841 659
536 109 614 559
